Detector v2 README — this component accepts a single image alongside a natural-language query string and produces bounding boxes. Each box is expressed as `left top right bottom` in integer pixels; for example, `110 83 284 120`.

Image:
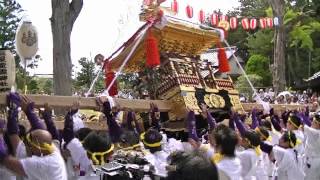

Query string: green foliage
28 79 39 94
246 30 274 58
235 74 263 100
75 57 96 89
0 0 22 49
245 54 272 86
42 79 53 95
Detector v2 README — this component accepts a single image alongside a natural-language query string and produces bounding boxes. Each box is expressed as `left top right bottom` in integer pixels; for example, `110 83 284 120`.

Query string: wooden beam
0 94 173 112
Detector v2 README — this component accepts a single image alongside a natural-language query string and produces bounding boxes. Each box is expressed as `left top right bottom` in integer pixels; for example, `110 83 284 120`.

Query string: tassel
145 30 160 68
104 64 118 96
217 43 230 73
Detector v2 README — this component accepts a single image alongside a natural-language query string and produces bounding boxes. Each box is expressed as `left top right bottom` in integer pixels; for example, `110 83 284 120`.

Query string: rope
106 23 152 93
223 40 257 94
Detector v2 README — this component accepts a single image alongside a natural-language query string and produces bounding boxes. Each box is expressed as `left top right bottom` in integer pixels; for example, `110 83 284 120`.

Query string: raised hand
7 92 21 110
0 136 8 161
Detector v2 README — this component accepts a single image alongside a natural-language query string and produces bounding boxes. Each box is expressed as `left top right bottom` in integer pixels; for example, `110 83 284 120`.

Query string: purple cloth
150 107 161 131
206 112 216 131
25 102 45 130
251 109 259 129
0 119 5 129
6 92 21 109
234 113 247 137
125 111 134 131
260 141 273 154
187 111 199 142
271 115 282 132
229 112 236 130
63 111 75 146
103 102 123 143
7 109 19 135
0 136 8 161
43 110 60 140
300 107 311 127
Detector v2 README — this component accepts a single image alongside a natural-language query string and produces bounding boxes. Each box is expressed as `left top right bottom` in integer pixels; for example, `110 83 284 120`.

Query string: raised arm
250 108 259 129
40 104 60 141
149 103 161 131
6 92 22 154
187 110 199 143
200 103 216 131
99 97 123 143
234 113 247 137
270 114 282 132
20 95 45 130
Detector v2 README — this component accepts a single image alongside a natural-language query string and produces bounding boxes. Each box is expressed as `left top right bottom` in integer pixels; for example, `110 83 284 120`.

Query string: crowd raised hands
0 92 320 180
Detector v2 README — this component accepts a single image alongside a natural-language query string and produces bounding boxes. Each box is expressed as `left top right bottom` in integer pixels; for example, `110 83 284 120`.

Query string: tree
0 0 22 49
235 74 263 101
43 79 53 95
266 0 286 93
245 54 272 86
28 79 39 94
50 0 83 96
75 57 95 89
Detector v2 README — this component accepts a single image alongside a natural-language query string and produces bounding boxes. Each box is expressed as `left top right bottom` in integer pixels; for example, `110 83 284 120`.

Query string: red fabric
104 63 118 96
217 43 230 73
145 30 160 68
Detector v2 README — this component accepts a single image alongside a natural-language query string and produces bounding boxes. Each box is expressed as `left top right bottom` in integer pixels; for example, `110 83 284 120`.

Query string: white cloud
16 0 239 75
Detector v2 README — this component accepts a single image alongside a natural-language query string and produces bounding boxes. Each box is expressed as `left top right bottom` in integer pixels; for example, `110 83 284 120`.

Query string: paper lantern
220 15 228 22
259 18 267 29
266 18 273 28
186 5 193 18
171 0 178 13
241 18 249 30
15 21 38 60
210 13 219 26
274 17 279 26
199 9 205 24
0 50 15 91
229 17 238 30
250 18 257 30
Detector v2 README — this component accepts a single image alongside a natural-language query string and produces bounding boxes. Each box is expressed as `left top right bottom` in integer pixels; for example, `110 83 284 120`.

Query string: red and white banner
259 18 267 29
220 15 228 22
229 17 237 30
199 9 205 23
210 13 219 26
266 17 273 28
186 5 193 18
241 18 249 30
171 0 178 13
250 18 257 30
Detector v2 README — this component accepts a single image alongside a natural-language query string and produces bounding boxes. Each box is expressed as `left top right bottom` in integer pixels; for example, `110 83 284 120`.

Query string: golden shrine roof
109 16 222 72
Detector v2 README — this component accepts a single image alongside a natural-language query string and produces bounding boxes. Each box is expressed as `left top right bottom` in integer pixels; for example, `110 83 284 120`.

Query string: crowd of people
0 92 320 180
240 88 319 105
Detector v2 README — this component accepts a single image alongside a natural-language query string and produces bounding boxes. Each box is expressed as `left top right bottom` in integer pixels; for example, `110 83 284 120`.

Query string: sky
16 0 240 76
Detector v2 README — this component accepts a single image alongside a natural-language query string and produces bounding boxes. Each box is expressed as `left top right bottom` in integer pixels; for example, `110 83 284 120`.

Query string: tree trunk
267 0 286 94
50 0 83 96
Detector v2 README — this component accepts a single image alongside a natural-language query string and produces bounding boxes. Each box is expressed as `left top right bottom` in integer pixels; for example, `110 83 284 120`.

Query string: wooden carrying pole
0 94 311 112
0 94 173 112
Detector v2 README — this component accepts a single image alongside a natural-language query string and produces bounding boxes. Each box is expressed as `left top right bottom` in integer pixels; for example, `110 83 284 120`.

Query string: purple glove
0 119 5 129
103 102 123 143
187 111 199 142
63 111 75 146
7 92 21 109
206 111 216 131
125 111 134 131
234 114 247 137
271 115 282 132
42 109 60 141
25 102 45 130
0 136 8 162
260 141 273 154
150 107 160 131
6 93 20 135
251 108 259 129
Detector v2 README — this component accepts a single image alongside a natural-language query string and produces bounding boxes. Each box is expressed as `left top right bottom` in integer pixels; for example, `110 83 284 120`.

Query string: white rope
223 40 256 94
106 23 152 93
85 68 102 97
